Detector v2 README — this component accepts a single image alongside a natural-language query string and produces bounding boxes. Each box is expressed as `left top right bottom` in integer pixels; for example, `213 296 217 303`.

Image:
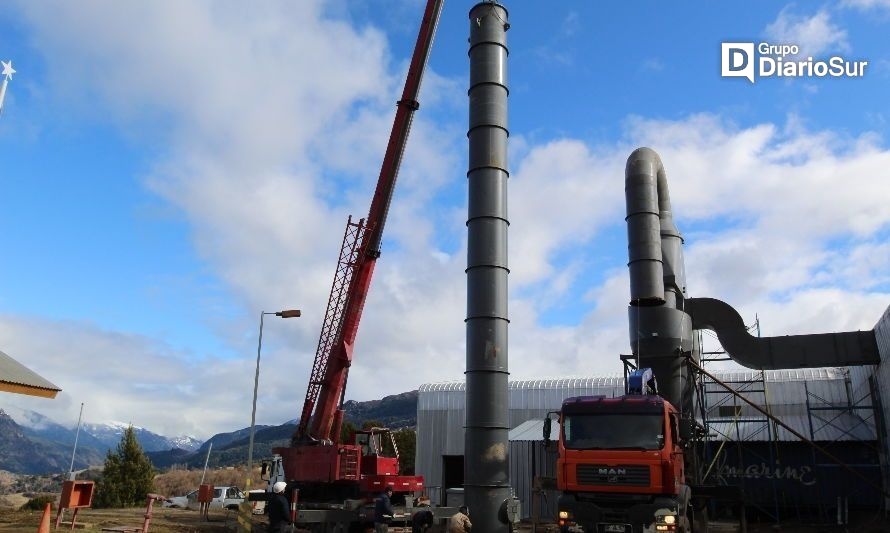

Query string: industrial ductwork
466 2 511 533
686 297 880 369
625 147 880 386
624 147 696 410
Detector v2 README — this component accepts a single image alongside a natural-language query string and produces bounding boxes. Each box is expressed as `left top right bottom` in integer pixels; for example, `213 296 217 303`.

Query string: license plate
604 525 626 533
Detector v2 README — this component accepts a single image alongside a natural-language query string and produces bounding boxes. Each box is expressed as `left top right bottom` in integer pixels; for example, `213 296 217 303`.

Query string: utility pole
68 403 84 481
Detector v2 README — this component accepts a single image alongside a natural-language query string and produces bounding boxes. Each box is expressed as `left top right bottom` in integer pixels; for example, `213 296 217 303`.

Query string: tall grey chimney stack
465 2 510 533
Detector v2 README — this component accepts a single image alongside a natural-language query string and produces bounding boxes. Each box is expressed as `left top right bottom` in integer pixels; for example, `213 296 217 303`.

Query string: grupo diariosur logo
721 42 868 83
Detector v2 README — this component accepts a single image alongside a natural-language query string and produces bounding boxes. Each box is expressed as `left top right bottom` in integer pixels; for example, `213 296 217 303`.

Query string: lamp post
247 309 301 483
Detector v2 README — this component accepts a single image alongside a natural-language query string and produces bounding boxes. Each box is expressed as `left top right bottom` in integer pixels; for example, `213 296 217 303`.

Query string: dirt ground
2 507 889 533
0 506 271 532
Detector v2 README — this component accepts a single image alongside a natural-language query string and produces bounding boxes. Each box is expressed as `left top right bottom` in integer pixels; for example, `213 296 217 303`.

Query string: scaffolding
620 315 886 525
696 347 782 523
691 340 885 525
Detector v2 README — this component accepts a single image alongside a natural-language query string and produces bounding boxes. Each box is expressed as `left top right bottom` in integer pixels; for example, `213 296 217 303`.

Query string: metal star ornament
0 60 14 115
1 60 14 80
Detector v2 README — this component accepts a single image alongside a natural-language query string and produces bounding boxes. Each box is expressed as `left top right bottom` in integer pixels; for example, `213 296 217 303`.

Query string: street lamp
247 309 301 483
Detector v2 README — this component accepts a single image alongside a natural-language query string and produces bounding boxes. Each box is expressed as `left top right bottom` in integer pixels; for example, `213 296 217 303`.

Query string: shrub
20 494 55 511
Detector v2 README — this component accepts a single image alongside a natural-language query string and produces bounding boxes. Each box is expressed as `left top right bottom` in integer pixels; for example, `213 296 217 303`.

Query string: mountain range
0 406 201 475
0 390 417 475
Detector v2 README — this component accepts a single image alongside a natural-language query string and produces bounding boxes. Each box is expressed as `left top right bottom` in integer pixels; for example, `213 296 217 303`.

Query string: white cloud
764 8 849 57
5 2 888 441
561 11 580 38
640 58 665 73
842 0 890 10
0 315 251 438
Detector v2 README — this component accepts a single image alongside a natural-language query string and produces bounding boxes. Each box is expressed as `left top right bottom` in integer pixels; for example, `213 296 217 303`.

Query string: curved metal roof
421 367 848 393
419 376 625 393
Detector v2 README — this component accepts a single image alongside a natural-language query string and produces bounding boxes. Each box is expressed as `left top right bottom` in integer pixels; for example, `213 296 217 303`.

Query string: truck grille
576 464 650 486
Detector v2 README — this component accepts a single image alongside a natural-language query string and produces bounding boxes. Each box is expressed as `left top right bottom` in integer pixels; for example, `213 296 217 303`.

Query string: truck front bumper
557 493 679 533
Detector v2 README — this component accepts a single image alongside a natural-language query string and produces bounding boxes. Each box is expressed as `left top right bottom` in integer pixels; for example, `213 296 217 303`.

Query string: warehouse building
415 303 890 524
417 369 883 522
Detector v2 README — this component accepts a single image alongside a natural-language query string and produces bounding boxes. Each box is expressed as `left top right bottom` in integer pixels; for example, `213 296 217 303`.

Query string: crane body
270 0 445 503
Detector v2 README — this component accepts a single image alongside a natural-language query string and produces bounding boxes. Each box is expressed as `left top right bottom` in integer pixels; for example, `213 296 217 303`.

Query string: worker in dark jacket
412 498 434 533
267 481 291 533
375 486 395 533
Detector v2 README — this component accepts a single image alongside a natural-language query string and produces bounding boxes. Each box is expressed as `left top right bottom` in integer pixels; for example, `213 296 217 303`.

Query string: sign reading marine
721 42 868 83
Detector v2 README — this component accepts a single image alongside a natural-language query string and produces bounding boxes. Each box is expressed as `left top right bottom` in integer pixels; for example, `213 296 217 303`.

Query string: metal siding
706 441 882 511
873 307 890 451
870 306 890 507
417 378 622 505
707 414 876 442
417 361 888 506
509 419 561 442
508 439 559 520
848 364 875 406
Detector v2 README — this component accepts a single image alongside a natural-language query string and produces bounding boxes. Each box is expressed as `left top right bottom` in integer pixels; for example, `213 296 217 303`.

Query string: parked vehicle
544 370 691 533
163 486 244 511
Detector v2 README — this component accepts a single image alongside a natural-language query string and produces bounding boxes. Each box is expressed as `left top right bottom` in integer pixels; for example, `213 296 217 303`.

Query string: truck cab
546 384 690 533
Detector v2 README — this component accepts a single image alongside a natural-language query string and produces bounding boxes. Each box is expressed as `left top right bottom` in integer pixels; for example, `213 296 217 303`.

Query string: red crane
274 0 444 498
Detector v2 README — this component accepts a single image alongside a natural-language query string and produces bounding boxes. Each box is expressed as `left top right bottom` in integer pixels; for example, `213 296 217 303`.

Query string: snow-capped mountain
3 406 203 455
82 421 203 452
4 406 108 451
0 408 105 473
169 434 202 452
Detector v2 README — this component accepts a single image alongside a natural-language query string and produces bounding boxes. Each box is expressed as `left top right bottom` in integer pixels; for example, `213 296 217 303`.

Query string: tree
340 420 358 444
392 428 416 475
94 426 155 508
361 419 384 430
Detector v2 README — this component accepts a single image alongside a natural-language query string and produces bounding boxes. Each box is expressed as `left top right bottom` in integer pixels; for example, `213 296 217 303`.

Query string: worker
267 481 290 533
448 505 472 533
411 498 434 533
375 486 395 533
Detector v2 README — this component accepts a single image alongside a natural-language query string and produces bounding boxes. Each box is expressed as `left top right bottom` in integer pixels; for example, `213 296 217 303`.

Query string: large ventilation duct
626 148 881 409
686 297 880 369
625 147 695 410
466 3 510 533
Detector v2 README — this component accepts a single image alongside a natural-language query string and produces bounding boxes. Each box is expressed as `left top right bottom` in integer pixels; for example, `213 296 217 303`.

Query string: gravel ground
0 506 266 532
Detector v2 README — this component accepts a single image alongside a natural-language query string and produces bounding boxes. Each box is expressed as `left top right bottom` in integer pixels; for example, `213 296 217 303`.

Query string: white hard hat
273 482 287 494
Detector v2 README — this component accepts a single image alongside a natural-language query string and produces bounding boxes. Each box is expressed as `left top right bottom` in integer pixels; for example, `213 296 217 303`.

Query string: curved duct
625 148 881 407
686 297 880 369
624 147 695 410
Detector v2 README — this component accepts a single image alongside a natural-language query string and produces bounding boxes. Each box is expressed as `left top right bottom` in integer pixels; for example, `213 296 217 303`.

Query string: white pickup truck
164 485 245 510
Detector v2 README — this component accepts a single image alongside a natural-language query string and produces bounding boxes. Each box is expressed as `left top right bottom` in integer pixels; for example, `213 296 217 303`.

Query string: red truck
545 370 692 533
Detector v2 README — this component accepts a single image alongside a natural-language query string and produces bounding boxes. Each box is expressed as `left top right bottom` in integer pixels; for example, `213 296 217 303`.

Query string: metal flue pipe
466 3 510 533
625 147 694 410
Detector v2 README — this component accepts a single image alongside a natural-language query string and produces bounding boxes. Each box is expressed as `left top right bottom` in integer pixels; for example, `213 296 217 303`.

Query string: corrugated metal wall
509 439 559 520
703 368 877 441
418 359 889 512
416 378 624 505
707 441 882 520
870 307 890 443
850 305 890 509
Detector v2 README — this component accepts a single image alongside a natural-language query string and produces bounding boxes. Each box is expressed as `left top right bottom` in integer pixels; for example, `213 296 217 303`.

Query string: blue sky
1 1 888 438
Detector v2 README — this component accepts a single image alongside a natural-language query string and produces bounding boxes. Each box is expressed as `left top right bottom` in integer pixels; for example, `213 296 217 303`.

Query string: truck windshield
563 414 664 450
